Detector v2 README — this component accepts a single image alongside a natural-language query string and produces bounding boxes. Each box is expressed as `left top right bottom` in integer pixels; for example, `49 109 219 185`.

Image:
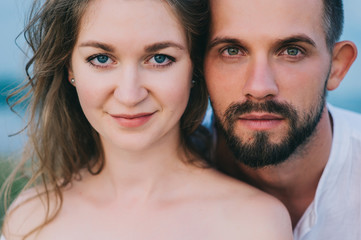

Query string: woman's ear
327 41 358 91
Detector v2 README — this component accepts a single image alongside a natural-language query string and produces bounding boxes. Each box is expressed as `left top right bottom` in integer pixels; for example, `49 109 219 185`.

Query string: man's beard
214 89 326 169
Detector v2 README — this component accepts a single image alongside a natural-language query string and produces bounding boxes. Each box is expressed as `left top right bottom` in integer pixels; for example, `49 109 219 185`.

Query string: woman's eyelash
86 54 114 68
146 54 176 68
85 53 177 69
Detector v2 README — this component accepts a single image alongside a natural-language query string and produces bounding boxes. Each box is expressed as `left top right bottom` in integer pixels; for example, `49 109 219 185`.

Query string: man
204 0 360 239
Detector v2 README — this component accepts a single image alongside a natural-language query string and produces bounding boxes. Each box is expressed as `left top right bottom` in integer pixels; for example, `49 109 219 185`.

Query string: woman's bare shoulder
221 190 293 240
192 167 268 198
193 168 293 239
2 188 55 240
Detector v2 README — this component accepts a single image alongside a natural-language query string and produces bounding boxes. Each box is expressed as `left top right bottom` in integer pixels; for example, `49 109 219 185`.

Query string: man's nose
113 65 148 107
242 56 279 101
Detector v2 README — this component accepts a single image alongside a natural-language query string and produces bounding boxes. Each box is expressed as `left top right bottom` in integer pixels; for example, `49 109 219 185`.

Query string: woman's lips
110 112 156 128
238 113 285 130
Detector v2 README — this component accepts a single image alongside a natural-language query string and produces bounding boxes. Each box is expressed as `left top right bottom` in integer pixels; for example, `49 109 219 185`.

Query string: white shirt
294 105 361 240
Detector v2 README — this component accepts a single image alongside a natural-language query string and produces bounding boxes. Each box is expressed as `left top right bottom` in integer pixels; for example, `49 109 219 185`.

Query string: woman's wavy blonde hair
1 0 210 238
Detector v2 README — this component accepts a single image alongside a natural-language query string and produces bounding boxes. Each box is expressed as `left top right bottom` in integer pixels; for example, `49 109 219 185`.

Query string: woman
1 0 293 239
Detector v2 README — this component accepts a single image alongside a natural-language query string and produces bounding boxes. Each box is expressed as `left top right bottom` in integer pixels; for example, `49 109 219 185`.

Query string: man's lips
237 113 285 130
109 112 156 128
239 113 284 121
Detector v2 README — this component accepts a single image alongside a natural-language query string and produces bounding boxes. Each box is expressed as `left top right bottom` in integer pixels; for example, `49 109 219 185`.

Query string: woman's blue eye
154 55 167 64
147 54 174 67
88 54 115 68
96 55 109 63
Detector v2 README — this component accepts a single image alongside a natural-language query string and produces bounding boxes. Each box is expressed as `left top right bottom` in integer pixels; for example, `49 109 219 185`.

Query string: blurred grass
0 155 29 233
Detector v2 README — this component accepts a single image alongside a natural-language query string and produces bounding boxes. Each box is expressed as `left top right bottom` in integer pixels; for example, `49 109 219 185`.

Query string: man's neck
215 108 334 228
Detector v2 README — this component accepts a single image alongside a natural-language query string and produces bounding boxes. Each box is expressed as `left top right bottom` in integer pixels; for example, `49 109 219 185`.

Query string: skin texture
205 0 357 228
3 0 293 239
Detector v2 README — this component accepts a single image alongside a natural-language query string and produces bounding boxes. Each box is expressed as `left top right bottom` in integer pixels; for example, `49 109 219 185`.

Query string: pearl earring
70 78 75 84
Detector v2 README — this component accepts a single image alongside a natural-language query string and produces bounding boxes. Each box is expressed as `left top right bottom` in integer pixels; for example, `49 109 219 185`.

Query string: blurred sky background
0 0 361 155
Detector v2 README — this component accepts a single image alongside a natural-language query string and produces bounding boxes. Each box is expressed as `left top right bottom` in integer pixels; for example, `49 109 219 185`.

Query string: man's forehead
209 0 324 13
209 0 325 43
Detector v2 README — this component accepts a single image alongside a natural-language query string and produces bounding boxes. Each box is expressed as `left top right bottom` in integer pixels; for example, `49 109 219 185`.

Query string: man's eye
226 48 240 55
220 47 246 58
286 48 300 56
221 47 241 56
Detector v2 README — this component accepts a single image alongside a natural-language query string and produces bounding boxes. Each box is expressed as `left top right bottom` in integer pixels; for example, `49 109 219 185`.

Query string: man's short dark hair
323 0 344 50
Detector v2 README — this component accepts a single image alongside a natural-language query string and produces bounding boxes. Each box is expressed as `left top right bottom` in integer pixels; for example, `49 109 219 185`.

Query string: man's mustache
224 100 298 124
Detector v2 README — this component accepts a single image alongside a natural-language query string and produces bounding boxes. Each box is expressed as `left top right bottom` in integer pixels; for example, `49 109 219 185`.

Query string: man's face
204 0 333 168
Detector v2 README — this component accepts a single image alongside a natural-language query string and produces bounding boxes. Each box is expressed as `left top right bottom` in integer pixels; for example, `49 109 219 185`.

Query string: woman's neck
85 128 192 202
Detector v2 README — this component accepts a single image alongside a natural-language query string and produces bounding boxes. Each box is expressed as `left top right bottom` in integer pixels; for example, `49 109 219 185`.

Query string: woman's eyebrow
79 41 186 53
78 41 115 52
144 42 185 53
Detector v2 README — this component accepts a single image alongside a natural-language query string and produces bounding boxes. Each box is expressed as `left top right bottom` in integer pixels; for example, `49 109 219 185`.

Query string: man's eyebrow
275 35 316 48
79 41 115 52
207 37 244 50
208 35 316 50
144 42 186 53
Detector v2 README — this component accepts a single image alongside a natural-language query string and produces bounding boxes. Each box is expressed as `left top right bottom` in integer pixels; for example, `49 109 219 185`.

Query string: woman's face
69 0 192 152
